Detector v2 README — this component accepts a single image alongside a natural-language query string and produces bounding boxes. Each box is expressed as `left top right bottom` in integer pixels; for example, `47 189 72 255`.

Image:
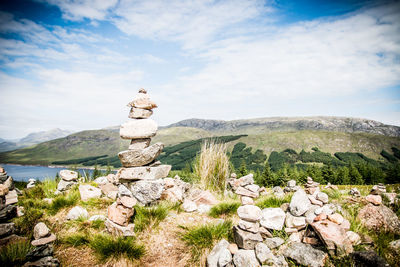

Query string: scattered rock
289 189 311 216
357 203 400 234
237 205 262 222
0 222 15 238
365 194 382 205
233 249 260 267
57 179 77 192
79 184 102 201
255 242 273 264
59 170 78 181
233 226 263 249
66 206 89 220
264 237 284 249
33 222 50 240
283 242 327 267
108 202 134 226
182 199 197 212
206 239 230 267
351 250 390 267
311 220 353 255
259 207 286 230
105 218 135 236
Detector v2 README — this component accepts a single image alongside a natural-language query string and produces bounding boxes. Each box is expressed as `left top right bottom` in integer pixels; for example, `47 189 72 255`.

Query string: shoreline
0 163 116 171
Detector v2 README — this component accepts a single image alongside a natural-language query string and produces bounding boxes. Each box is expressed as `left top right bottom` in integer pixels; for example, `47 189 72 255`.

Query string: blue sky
0 0 399 139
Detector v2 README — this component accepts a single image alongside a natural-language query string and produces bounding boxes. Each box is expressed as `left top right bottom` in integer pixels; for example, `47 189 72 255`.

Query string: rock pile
228 174 260 205
283 179 300 193
208 177 361 267
105 89 172 236
27 178 37 189
56 170 79 194
0 166 18 207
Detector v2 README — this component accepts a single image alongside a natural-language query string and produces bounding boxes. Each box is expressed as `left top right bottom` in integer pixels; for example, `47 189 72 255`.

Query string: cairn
229 173 260 205
55 170 78 194
0 166 17 207
304 176 320 195
105 89 171 236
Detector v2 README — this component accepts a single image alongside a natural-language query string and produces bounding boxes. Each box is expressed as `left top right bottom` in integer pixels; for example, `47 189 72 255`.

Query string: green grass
48 189 80 215
13 207 44 237
40 178 58 198
89 234 145 262
322 189 342 200
0 239 32 266
255 194 293 209
134 203 170 232
208 201 241 218
180 220 233 263
79 197 114 211
61 232 90 247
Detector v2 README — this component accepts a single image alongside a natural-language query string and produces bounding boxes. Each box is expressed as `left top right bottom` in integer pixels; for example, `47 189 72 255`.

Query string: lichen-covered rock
237 205 262 222
283 242 327 267
233 249 260 267
233 226 263 249
118 143 164 167
206 239 230 267
130 179 164 205
59 170 78 181
117 165 171 180
66 206 89 220
289 189 311 216
264 237 284 249
357 203 400 234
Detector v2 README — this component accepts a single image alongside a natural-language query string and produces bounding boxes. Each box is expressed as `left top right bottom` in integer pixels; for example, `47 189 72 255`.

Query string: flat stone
235 186 259 198
328 213 344 225
237 205 262 222
93 176 108 185
0 222 15 238
289 189 311 216
206 239 230 267
118 184 133 198
59 170 78 181
128 138 151 150
5 190 18 205
241 196 254 205
0 205 17 223
105 218 135 236
311 220 353 256
119 196 137 208
283 242 327 267
308 195 323 206
365 194 382 205
191 190 219 206
264 237 285 249
130 179 164 205
351 251 390 267
357 203 400 234
118 143 164 167
117 165 171 180
33 222 50 240
260 208 286 230
346 231 361 245
108 202 134 226
66 206 89 220
119 119 158 139
31 233 56 246
79 184 102 201
233 226 263 250
233 249 260 267
57 179 77 192
26 244 54 261
238 219 259 233
127 90 157 110
0 184 9 196
89 215 106 221
285 213 306 229
23 256 60 267
244 184 259 193
129 107 153 119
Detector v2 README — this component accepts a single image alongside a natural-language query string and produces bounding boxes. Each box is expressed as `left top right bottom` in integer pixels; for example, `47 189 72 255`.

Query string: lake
1 164 99 182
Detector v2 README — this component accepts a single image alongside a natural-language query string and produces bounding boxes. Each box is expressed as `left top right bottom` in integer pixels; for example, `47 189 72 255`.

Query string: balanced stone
128 138 151 150
108 202 134 226
118 143 164 167
233 226 263 250
120 119 158 139
117 165 171 180
127 89 157 110
105 218 135 236
59 170 78 181
129 107 153 119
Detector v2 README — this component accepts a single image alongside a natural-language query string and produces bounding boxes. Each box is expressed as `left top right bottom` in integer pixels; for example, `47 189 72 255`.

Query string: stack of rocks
349 188 361 197
304 177 320 195
105 89 171 236
370 183 386 195
24 222 59 266
0 166 17 207
27 178 37 189
56 170 78 194
283 180 300 193
229 174 260 205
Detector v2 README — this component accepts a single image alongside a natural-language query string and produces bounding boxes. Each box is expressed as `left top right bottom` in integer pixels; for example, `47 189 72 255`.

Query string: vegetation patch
48 189 80 215
134 204 170 232
208 201 241 218
256 194 293 209
0 240 32 266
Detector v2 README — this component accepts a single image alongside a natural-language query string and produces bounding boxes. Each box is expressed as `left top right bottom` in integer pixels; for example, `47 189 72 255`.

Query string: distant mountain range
0 128 73 152
0 116 399 166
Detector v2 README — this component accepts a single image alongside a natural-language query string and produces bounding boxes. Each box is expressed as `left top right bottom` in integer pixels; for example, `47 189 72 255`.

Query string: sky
0 0 399 139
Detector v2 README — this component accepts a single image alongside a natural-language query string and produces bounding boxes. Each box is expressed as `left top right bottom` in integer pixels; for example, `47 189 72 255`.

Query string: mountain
0 128 73 152
0 116 399 166
167 117 400 137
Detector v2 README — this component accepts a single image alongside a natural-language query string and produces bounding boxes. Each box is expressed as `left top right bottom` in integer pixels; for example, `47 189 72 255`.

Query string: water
1 164 98 182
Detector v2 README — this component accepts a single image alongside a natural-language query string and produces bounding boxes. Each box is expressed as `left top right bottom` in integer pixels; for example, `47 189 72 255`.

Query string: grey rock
289 189 311 216
128 107 153 119
79 184 102 201
206 239 229 267
264 237 284 249
233 226 263 249
129 138 151 150
316 192 329 203
94 176 108 185
235 186 259 198
283 242 327 267
237 205 262 222
59 170 78 181
351 251 390 267
321 204 336 216
5 190 18 205
119 119 158 139
218 248 232 267
233 249 260 267
130 179 164 205
66 206 89 220
0 222 15 238
238 219 259 234
33 222 50 240
26 244 53 260
105 218 135 236
31 233 56 246
57 179 77 192
118 184 133 198
244 184 259 193
255 242 273 263
23 256 60 267
118 143 164 167
260 208 286 230
182 199 197 212
0 205 17 222
117 165 171 180
238 174 254 186
285 213 306 229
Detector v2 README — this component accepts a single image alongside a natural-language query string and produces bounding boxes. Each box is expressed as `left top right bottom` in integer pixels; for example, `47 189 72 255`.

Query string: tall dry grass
194 140 230 193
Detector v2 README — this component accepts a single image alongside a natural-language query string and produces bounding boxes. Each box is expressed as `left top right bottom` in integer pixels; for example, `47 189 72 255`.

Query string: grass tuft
61 232 90 247
89 234 145 262
13 208 44 237
0 239 32 265
48 190 80 215
181 220 233 263
194 140 230 193
322 189 342 200
255 194 292 209
208 202 241 218
134 203 170 232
